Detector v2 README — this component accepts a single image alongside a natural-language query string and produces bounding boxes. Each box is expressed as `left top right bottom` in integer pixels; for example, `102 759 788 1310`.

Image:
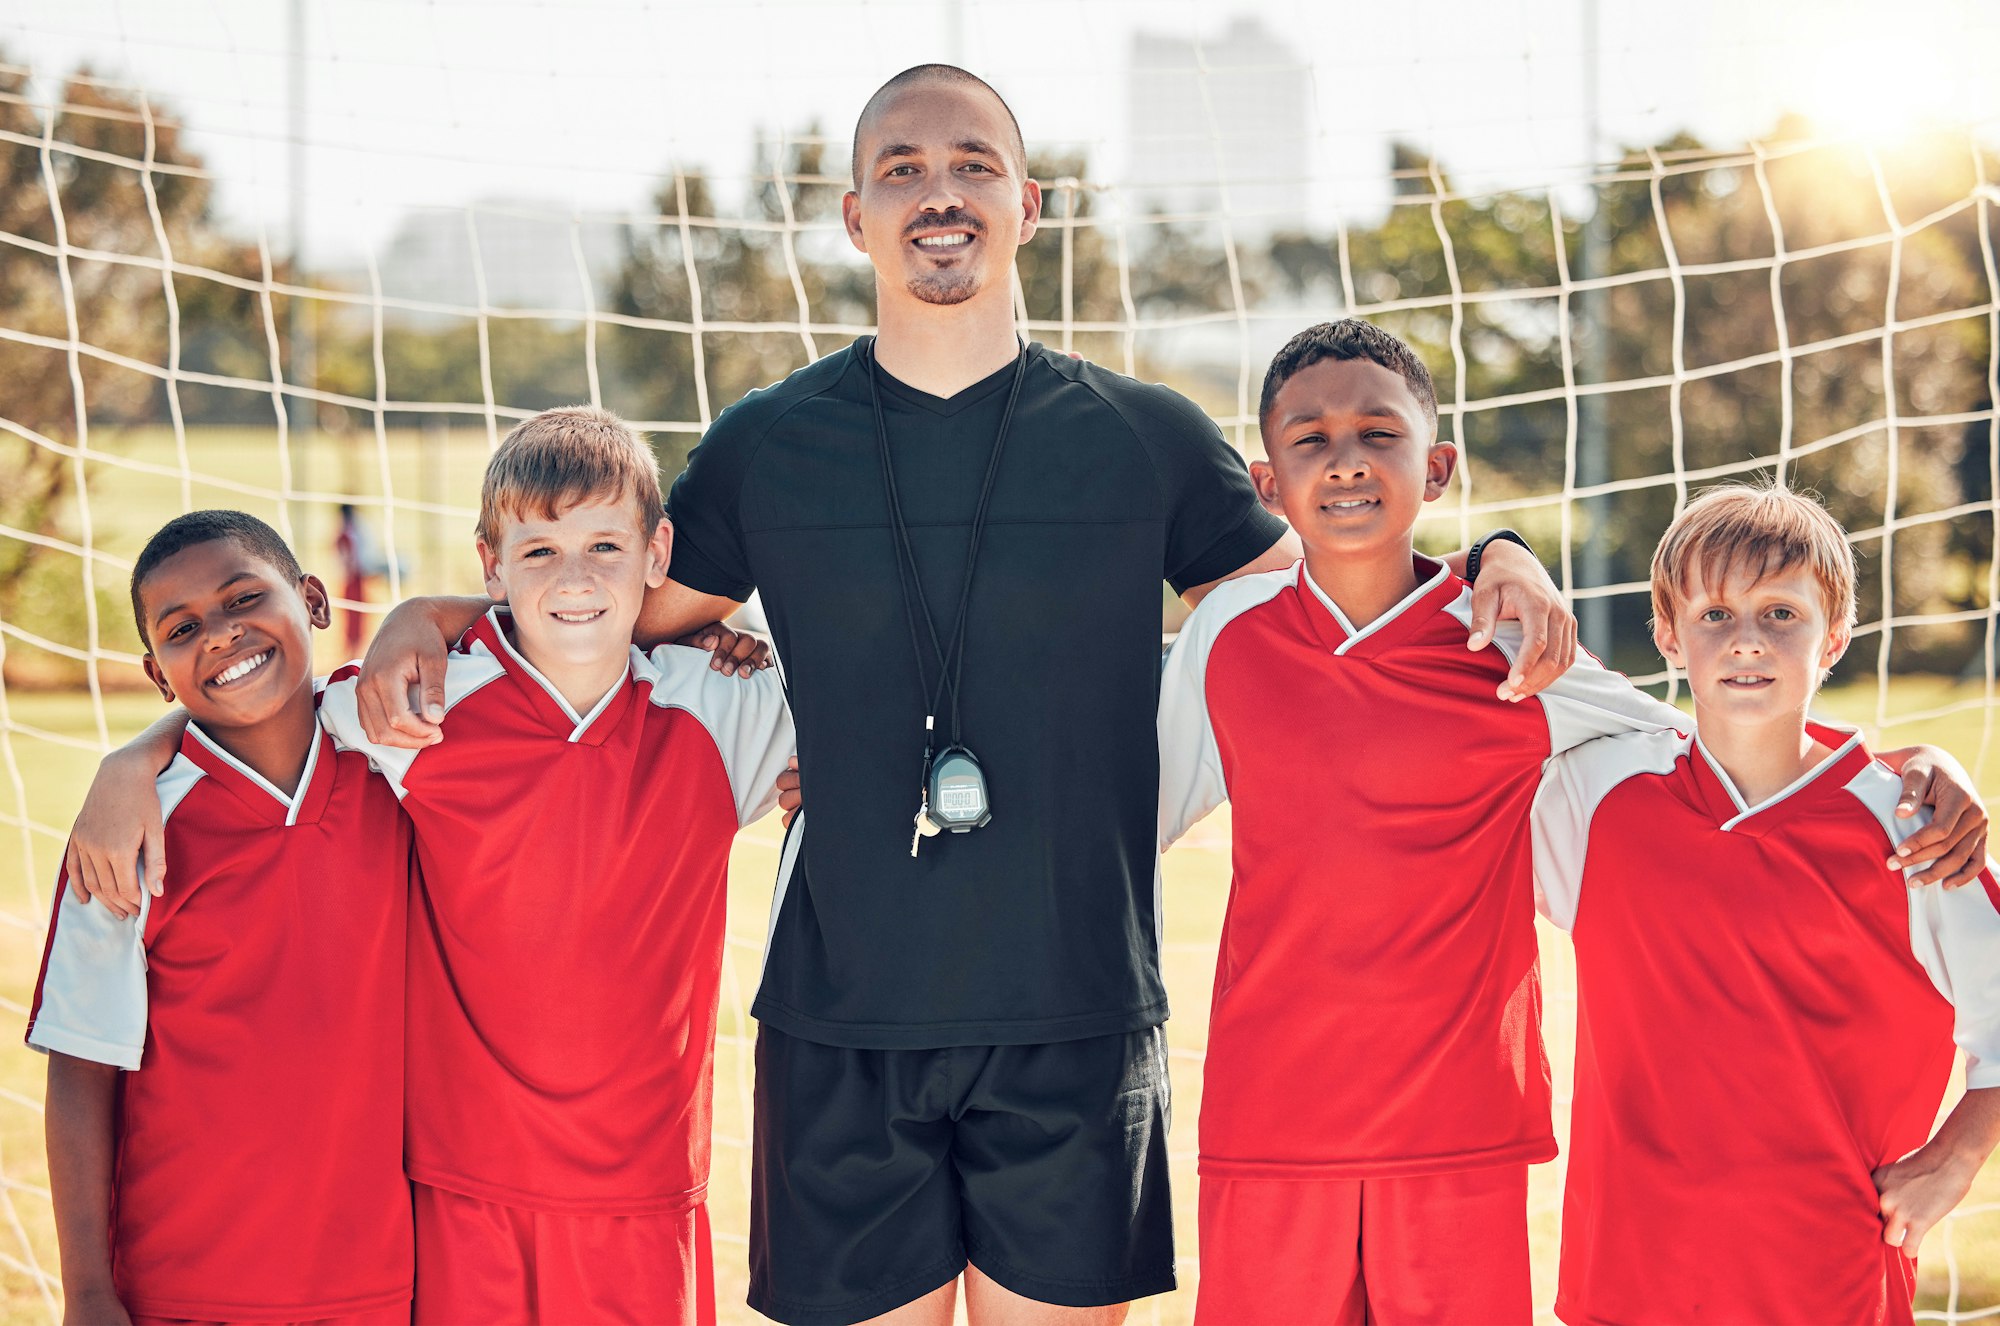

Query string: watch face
927 748 992 830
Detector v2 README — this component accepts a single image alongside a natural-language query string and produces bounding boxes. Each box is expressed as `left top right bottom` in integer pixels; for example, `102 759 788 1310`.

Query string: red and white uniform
1533 724 2000 1326
28 723 412 1323
318 607 792 1324
1157 558 1681 1321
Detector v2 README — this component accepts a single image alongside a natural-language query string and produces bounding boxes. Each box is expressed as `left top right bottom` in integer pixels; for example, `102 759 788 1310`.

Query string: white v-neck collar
1695 725 1864 831
1300 557 1453 655
485 608 628 742
186 721 324 827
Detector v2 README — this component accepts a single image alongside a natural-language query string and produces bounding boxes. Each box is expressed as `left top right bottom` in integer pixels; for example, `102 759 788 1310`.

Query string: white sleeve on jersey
316 652 504 797
27 757 204 1070
637 644 796 827
1844 762 2000 1087
1157 568 1294 851
1530 728 1692 931
1462 614 1688 755
317 676 421 796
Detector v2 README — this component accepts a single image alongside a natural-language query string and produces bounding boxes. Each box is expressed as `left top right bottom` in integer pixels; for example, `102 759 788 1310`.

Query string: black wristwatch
1465 529 1535 584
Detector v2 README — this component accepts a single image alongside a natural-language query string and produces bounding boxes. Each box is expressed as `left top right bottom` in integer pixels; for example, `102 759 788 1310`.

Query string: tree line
2 57 1995 679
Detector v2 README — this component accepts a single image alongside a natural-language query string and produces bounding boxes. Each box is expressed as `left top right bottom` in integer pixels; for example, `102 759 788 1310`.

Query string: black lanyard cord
864 335 1029 752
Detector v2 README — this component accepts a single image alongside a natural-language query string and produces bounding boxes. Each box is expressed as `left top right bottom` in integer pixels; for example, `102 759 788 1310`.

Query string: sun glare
1799 34 1964 144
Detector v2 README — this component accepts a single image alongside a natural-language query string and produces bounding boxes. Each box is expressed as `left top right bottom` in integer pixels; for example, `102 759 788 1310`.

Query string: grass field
0 678 1995 1324
3 427 1997 1321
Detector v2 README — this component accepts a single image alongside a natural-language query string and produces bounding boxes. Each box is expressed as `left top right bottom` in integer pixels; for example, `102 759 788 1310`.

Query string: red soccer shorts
411 1182 715 1326
1194 1164 1532 1325
131 1308 409 1326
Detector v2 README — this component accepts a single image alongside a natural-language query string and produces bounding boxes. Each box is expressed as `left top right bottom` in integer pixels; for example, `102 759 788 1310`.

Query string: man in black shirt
352 65 1578 1326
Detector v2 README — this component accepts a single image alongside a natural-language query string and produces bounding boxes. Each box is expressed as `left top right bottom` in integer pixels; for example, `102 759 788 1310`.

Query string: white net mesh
2 2 1998 1321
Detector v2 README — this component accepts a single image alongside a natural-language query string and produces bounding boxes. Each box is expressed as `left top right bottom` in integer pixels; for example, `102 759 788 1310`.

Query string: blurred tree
0 59 266 673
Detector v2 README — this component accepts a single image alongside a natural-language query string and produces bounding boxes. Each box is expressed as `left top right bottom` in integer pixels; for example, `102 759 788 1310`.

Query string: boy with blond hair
1533 484 2000 1325
321 406 792 1323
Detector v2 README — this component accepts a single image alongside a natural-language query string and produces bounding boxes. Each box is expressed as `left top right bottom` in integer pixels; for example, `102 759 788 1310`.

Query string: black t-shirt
667 341 1285 1048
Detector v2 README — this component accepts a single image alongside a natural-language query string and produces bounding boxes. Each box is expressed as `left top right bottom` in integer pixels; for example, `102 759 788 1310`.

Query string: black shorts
747 1023 1177 1325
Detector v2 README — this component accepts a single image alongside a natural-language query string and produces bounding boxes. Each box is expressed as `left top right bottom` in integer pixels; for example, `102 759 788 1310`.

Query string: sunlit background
1 1 1997 1322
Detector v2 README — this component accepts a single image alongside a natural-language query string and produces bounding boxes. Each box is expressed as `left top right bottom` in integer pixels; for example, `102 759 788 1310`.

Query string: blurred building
1126 16 1311 236
366 199 627 320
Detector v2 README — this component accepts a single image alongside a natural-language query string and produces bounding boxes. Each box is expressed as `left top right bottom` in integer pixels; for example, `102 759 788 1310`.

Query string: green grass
0 680 1994 1323
3 416 1998 1326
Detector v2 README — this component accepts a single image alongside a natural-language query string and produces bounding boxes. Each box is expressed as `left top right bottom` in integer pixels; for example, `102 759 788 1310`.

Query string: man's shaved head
850 64 1027 185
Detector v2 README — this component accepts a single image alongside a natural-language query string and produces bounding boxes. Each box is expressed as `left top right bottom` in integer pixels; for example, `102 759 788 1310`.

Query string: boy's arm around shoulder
65 709 190 918
639 643 795 826
317 669 427 799
1484 620 1686 755
1875 743 1990 889
318 649 512 797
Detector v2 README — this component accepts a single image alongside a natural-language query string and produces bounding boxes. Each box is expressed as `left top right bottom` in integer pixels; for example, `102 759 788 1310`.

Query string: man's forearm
633 577 744 651
1181 532 1303 609
46 1054 119 1297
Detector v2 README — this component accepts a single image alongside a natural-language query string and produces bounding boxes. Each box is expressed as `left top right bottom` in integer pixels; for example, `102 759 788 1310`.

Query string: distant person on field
32 510 413 1326
334 503 370 654
1153 321 1988 1323
334 503 413 654
1532 484 2000 1326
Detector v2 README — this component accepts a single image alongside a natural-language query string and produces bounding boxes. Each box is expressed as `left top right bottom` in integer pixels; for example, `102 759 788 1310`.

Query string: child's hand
1873 1141 1980 1258
61 1284 131 1326
64 749 168 920
356 601 455 749
776 757 801 829
674 622 772 678
1463 539 1576 701
1881 745 1990 888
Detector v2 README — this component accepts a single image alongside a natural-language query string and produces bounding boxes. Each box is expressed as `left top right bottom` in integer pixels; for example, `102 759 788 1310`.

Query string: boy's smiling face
1253 356 1456 559
478 495 671 684
139 538 329 731
1655 561 1849 728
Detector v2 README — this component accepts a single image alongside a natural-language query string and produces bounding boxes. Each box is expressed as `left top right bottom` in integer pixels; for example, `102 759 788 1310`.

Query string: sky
4 0 1998 269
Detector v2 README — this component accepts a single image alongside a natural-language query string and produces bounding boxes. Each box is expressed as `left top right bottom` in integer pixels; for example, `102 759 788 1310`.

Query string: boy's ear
645 517 673 590
141 653 175 703
299 574 333 630
1653 615 1686 669
476 538 506 602
1423 442 1459 502
1250 458 1279 511
1820 621 1852 673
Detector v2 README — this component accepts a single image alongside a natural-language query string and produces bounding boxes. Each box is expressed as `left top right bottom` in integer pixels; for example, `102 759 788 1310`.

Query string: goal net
1 2 1996 1321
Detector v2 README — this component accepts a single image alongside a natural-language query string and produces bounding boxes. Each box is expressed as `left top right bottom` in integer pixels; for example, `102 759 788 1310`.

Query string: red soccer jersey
1158 558 1682 1178
28 723 412 1322
318 608 794 1215
1533 725 2000 1326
